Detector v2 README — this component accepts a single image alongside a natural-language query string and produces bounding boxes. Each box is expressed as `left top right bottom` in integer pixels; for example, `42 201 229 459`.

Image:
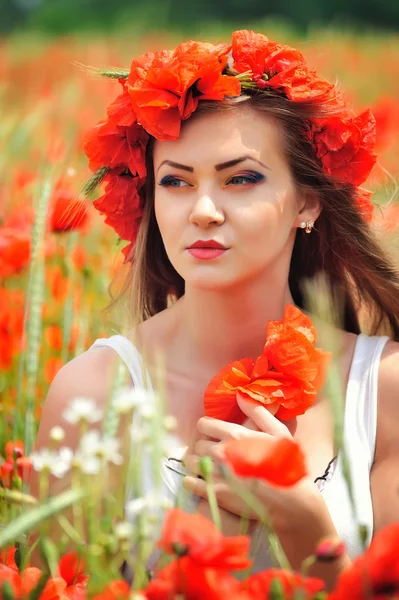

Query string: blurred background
1 0 399 34
0 0 398 445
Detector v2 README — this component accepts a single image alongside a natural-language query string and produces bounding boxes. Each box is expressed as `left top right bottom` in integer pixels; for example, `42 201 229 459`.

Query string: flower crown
82 29 377 260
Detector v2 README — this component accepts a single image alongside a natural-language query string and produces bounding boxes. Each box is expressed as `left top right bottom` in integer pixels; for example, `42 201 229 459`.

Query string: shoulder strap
344 333 390 467
89 335 153 391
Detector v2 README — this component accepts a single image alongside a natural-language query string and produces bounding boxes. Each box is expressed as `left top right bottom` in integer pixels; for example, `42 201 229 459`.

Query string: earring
300 221 306 229
305 221 314 234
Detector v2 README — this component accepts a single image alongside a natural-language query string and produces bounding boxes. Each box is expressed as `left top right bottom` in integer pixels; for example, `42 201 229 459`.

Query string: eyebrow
156 155 270 175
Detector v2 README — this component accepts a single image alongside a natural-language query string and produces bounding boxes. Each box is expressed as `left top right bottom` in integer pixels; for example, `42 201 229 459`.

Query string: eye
226 171 266 186
158 175 192 188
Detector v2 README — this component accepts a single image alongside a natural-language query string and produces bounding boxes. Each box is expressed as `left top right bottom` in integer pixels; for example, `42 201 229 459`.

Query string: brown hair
108 91 399 341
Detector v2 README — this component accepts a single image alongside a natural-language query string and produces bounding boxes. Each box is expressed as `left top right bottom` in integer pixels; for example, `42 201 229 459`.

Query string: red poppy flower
310 109 377 187
0 564 23 597
264 307 328 383
71 245 87 271
146 557 243 600
46 265 70 302
203 358 257 423
0 287 24 370
232 30 282 79
21 566 68 599
354 188 374 223
127 42 239 140
2 441 32 486
58 551 89 596
204 305 330 422
159 508 251 571
0 547 18 570
232 30 337 107
107 80 137 127
0 563 68 599
49 183 90 233
0 227 31 278
91 580 130 600
45 325 63 351
241 568 325 599
222 436 307 486
330 522 399 600
44 357 64 384
82 119 148 178
266 64 337 105
93 168 143 252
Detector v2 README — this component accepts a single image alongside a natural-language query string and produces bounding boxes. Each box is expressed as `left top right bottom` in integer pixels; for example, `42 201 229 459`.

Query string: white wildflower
161 498 173 511
125 490 164 521
125 497 147 518
115 521 134 540
139 404 155 421
62 397 103 425
130 424 151 444
112 387 155 414
31 447 73 478
74 430 123 475
73 452 101 475
163 415 177 431
88 430 123 465
49 426 65 443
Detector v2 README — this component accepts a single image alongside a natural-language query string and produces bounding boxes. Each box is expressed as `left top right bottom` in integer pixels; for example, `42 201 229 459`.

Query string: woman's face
153 106 305 291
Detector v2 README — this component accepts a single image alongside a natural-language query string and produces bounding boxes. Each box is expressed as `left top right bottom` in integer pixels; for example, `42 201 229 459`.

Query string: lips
188 240 226 249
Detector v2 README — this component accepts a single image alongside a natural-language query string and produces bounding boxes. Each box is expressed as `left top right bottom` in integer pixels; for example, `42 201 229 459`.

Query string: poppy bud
199 456 214 479
315 537 346 562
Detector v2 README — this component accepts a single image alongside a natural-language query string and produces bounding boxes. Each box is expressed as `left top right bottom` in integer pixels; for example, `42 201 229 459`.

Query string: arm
370 340 399 535
28 346 132 564
252 339 399 588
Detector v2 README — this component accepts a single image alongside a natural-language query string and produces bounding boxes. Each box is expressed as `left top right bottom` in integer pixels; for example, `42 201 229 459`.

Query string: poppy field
0 25 399 599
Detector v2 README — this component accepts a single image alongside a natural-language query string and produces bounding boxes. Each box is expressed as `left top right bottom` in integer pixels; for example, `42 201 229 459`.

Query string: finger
185 454 202 476
183 475 227 499
183 475 207 498
237 393 291 438
194 439 225 461
197 416 251 441
241 417 260 432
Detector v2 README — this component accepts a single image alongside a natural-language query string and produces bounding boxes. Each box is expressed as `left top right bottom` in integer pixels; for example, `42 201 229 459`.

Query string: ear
294 190 322 229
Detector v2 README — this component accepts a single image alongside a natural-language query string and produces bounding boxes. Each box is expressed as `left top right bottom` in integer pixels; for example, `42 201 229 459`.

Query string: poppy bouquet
204 304 331 423
82 29 377 260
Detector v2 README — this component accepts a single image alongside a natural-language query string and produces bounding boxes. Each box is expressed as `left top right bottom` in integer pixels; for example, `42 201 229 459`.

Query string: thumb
237 392 286 436
237 392 279 417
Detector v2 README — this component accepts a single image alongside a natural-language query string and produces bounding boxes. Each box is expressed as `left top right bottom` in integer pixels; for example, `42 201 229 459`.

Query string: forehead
153 106 287 170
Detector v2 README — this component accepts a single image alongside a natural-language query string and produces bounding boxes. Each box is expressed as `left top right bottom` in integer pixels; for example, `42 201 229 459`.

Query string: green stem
301 555 316 576
199 457 221 531
222 468 291 570
205 476 221 532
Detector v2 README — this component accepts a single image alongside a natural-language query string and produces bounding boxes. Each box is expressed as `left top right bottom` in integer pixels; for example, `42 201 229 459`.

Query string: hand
183 393 291 517
184 394 333 533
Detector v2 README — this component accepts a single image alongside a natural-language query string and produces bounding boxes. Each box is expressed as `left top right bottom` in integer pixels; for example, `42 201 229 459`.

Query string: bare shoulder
370 339 399 533
45 345 123 409
34 345 124 450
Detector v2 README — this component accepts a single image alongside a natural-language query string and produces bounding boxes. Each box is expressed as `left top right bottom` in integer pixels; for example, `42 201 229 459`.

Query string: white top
89 331 389 571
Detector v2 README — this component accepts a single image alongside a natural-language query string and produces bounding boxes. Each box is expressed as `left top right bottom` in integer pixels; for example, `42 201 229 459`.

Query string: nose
188 193 225 228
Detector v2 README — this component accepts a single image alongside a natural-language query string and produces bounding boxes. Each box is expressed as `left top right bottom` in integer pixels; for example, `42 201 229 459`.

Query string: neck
169 269 296 375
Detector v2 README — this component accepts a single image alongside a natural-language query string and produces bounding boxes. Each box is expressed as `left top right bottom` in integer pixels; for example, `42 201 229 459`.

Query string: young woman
32 30 399 589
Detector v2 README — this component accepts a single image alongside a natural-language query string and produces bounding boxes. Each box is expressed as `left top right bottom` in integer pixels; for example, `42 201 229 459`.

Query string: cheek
236 194 293 241
154 194 177 242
